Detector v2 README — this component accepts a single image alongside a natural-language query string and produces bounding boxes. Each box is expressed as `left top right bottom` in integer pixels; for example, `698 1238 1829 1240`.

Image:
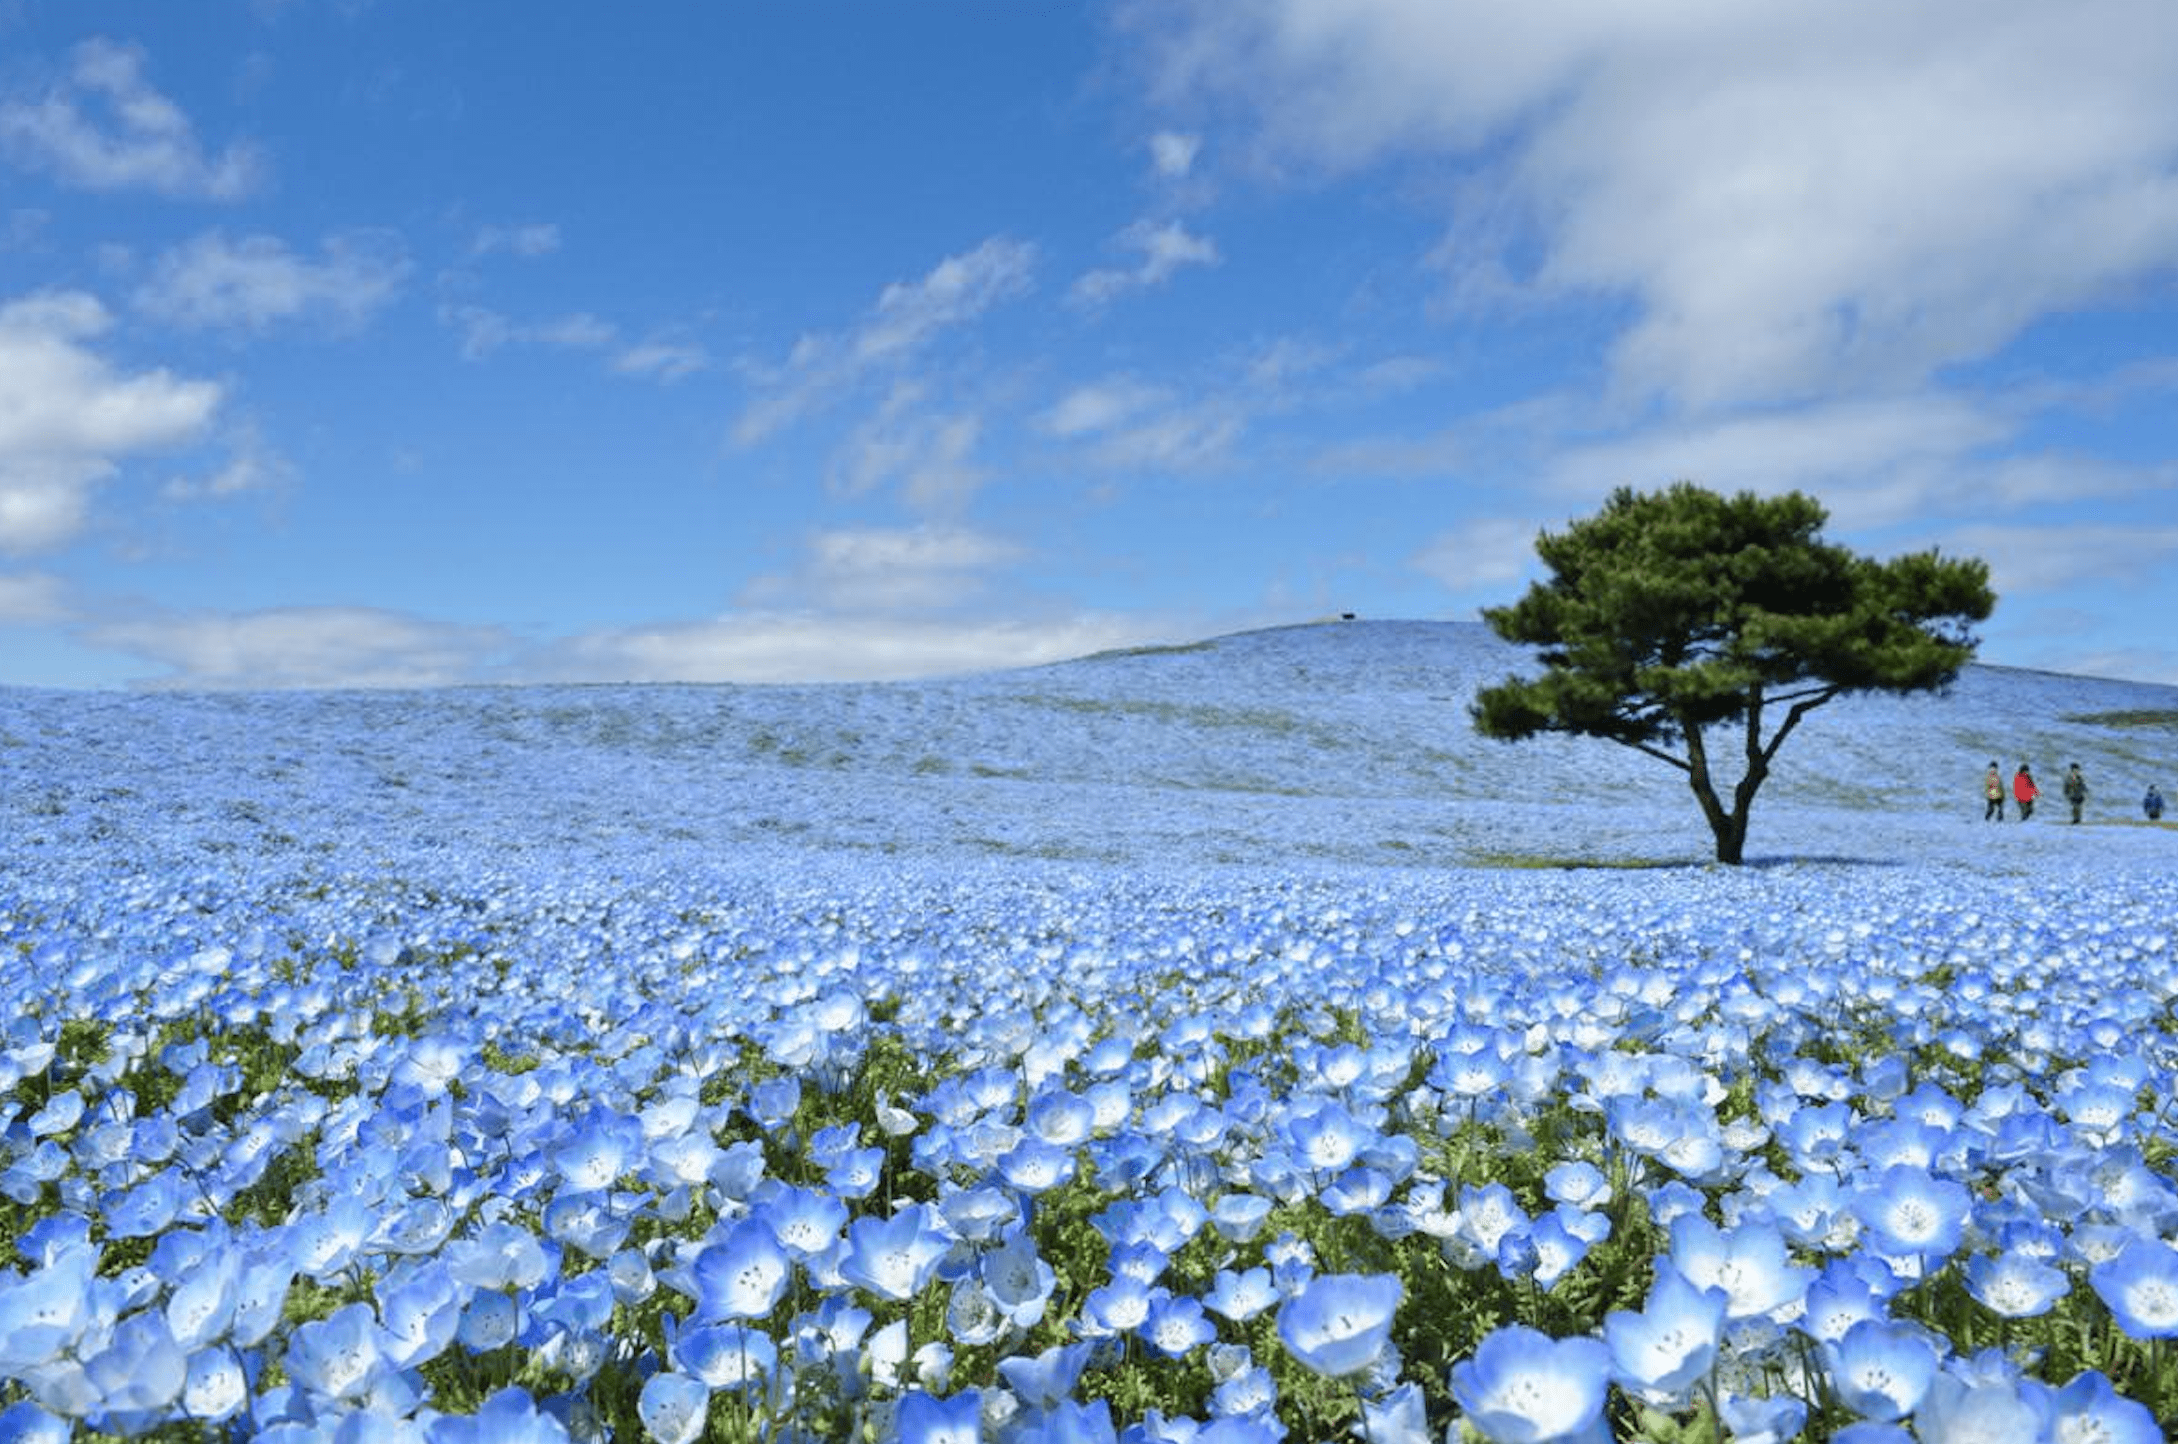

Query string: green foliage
1473 483 1994 863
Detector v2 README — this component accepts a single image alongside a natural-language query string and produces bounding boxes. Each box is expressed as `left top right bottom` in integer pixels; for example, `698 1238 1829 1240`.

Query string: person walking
2014 763 2039 822
2147 785 2166 822
1983 761 2005 821
2063 763 2088 824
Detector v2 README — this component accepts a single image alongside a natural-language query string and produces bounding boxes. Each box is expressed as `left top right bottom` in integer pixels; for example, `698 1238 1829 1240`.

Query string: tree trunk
1684 720 1761 864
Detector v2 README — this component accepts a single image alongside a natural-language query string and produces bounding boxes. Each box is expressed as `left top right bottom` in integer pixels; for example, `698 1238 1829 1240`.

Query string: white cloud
1043 378 1170 438
611 337 709 383
471 222 561 258
735 236 1036 444
829 385 987 510
160 424 292 503
1945 522 2178 595
1071 219 1220 307
0 290 223 553
1410 517 1547 594
441 305 706 381
742 522 1024 614
85 605 513 688
134 231 410 332
0 39 262 199
537 609 1164 684
0 571 69 624
1149 130 1201 179
1125 1 2178 410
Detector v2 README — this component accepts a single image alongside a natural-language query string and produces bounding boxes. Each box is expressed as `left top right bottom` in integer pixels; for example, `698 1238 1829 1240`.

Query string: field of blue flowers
5 622 2177 1441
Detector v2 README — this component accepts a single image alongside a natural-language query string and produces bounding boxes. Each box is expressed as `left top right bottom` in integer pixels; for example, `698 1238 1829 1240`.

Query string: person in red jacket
2013 763 2039 822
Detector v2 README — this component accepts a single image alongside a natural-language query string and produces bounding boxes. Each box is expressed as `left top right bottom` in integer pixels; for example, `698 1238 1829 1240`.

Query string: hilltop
3 620 2173 882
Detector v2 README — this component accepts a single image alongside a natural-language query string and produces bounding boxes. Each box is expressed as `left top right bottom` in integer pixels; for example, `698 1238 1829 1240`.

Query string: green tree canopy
1471 482 1995 863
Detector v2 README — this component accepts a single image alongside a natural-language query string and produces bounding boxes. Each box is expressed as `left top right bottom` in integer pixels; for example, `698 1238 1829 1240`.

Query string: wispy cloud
440 304 709 381
134 230 411 332
1149 130 1202 179
470 221 562 259
735 236 1036 445
0 39 262 200
828 384 988 510
1071 218 1220 308
767 522 1026 612
0 290 223 554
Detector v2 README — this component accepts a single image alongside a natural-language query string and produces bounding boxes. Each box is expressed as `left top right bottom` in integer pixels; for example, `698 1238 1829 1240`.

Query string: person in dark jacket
2013 764 2039 822
2063 763 2088 824
2147 785 2166 822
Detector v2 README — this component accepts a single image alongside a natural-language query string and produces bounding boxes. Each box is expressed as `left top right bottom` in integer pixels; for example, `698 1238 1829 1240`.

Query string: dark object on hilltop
2146 786 2165 822
1471 483 1995 864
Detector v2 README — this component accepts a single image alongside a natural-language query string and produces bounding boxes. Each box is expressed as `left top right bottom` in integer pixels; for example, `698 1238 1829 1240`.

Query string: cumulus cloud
0 39 262 199
84 604 514 689
1071 219 1220 307
1123 0 2178 410
735 236 1036 444
134 231 411 332
0 290 223 553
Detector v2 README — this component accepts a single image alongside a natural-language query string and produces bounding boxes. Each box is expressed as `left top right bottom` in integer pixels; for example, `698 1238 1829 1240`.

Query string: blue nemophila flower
1797 1258 1889 1344
1277 1096 1374 1176
1961 1248 2069 1318
1908 1372 2044 1443
1449 1323 1612 1444
894 1388 982 1444
637 1371 709 1444
840 1201 951 1302
0 1241 98 1370
998 1339 1097 1412
1080 1272 1160 1339
283 1300 391 1403
1668 1214 1814 1323
378 1259 464 1369
181 1346 248 1423
1209 1193 1272 1243
425 1383 572 1443
1204 1266 1279 1324
756 1182 849 1258
1275 1272 1401 1378
1823 1318 1939 1423
1141 1292 1216 1359
982 1227 1057 1328
691 1216 792 1322
1603 1260 1725 1403
2090 1234 2178 1338
1851 1164 1971 1263
670 1321 777 1394
81 1307 187 1427
2048 1369 2161 1444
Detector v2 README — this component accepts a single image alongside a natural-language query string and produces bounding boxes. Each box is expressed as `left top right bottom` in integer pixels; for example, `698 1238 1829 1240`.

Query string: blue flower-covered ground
3 621 2176 1440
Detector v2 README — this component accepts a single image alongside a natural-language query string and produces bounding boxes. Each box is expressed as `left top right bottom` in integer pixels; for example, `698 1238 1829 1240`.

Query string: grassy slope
3 620 2173 880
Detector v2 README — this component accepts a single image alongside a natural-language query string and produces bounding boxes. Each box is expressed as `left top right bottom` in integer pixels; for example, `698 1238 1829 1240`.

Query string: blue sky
2 1 2175 689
